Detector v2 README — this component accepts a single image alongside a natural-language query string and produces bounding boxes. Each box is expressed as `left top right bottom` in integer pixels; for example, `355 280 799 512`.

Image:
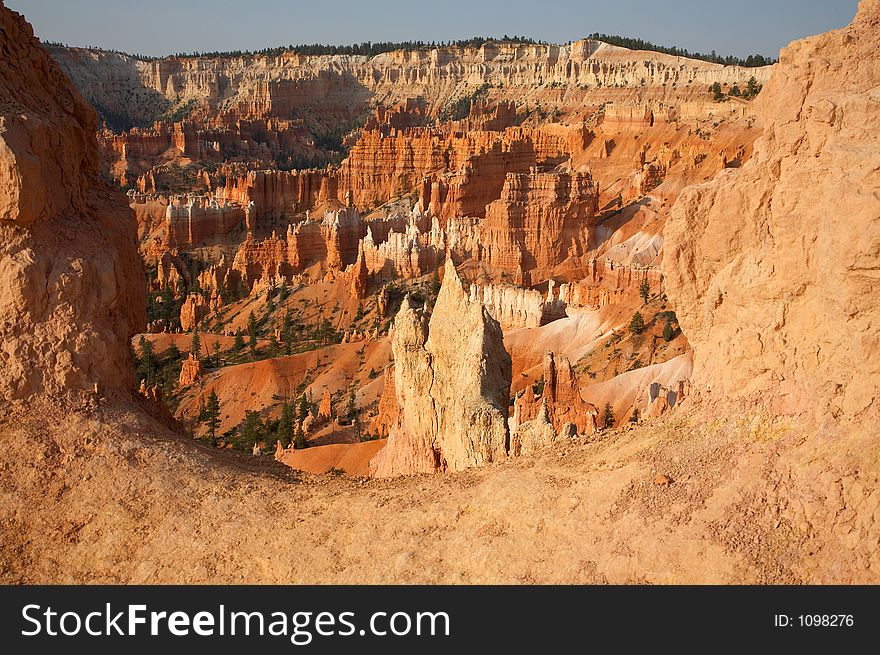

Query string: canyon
0 0 878 584
54 20 762 461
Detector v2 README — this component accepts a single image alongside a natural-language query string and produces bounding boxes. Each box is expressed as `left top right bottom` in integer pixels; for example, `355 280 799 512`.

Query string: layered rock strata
50 40 772 133
557 260 663 309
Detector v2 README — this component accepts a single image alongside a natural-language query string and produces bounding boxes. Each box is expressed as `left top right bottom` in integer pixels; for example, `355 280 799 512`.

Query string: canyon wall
100 117 314 165
479 169 599 285
468 283 551 329
49 40 773 131
127 104 759 250
58 35 770 307
558 260 663 309
216 168 338 221
165 195 245 248
194 122 586 224
664 0 880 420
0 5 144 402
341 124 582 214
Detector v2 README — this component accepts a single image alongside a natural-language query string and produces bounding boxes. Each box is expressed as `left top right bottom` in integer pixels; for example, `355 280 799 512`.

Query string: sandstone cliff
0 5 144 403
479 169 599 285
49 40 772 132
664 0 880 421
370 264 511 476
51 34 770 227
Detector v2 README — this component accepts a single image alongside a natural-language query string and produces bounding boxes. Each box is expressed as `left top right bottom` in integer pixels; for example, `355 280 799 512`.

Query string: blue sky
8 0 859 58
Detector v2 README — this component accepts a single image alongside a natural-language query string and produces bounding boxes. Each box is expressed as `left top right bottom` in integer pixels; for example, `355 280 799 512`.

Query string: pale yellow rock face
510 399 557 457
371 264 511 476
664 0 880 420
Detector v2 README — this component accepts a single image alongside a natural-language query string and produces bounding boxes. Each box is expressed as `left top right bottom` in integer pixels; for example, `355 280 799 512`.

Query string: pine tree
710 81 723 101
639 278 650 304
630 311 646 334
281 309 294 355
276 401 293 448
233 328 245 353
318 317 335 344
347 388 357 423
354 412 363 442
239 410 263 450
268 333 280 356
630 408 640 423
297 393 310 423
663 319 675 342
745 76 760 99
603 402 615 429
137 336 157 386
190 329 201 360
221 278 235 304
166 341 181 362
159 287 175 321
205 390 221 444
278 280 289 303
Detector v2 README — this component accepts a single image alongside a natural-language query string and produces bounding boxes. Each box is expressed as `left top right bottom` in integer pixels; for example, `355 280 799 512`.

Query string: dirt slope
2 398 877 584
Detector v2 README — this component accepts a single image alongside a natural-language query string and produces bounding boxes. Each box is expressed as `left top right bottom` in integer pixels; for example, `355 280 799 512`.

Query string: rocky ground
2 397 877 584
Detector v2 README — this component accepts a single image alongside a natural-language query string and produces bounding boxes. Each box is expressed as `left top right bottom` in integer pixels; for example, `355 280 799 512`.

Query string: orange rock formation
514 352 598 435
178 353 202 387
0 6 144 402
664 0 880 421
318 389 333 420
